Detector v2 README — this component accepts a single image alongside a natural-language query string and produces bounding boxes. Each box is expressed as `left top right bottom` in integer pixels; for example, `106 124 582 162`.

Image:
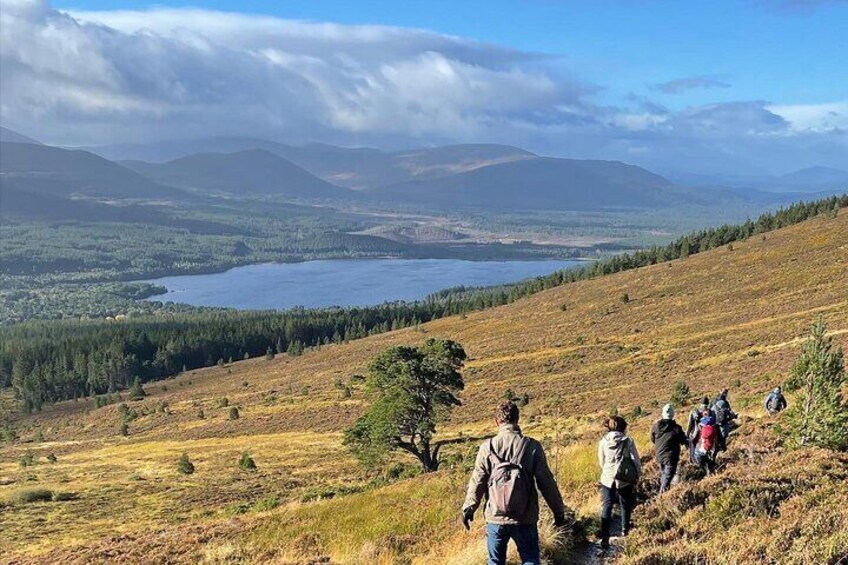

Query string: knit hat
662 403 675 419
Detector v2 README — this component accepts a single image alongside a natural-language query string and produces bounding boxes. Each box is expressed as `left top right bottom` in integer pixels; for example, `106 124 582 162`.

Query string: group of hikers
461 386 788 564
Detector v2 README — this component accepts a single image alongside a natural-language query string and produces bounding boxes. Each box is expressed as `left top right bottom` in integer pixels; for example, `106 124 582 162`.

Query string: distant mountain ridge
83 138 535 190
370 156 693 211
0 142 181 200
0 126 41 145
121 149 354 200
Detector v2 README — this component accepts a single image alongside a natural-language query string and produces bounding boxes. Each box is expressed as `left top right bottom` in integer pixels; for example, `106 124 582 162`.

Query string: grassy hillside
1 210 847 564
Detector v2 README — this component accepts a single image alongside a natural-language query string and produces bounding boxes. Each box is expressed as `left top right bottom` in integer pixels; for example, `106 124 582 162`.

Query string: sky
2 0 847 175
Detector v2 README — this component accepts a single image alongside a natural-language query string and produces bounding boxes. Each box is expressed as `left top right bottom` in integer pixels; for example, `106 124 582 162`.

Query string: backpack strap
488 439 506 464
512 436 531 466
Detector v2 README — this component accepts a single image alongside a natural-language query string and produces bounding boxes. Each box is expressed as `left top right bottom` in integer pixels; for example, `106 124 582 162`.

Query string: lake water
144 258 582 310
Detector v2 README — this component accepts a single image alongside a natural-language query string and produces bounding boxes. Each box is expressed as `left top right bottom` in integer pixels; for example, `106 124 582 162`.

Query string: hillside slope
0 142 181 200
122 149 354 200
1 210 847 564
371 157 707 211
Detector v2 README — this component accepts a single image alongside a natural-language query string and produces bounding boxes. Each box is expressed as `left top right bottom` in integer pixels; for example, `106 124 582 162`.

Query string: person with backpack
462 401 568 565
650 404 688 493
711 389 737 439
598 415 641 551
764 386 788 415
686 396 713 461
692 411 724 475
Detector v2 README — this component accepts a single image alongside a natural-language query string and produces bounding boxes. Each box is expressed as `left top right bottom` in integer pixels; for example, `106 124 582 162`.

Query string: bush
250 496 280 512
19 451 34 468
47 453 57 463
239 452 256 472
671 380 690 405
216 397 229 408
228 407 240 420
119 422 129 437
177 452 195 475
6 488 52 504
51 491 76 502
781 318 847 450
127 376 146 401
620 293 630 304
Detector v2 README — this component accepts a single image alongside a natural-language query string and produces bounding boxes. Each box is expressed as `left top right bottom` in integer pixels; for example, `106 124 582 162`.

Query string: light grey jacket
462 423 566 525
598 431 642 489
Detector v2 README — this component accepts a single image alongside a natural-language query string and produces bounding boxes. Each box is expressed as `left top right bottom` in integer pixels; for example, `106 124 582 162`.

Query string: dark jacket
651 419 689 464
765 392 787 413
462 423 566 525
686 404 713 439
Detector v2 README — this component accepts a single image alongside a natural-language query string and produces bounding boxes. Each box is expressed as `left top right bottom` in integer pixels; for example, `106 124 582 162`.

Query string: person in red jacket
692 412 724 475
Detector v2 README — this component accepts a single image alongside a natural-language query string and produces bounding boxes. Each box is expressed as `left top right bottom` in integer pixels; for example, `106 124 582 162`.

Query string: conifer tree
782 318 848 450
127 376 145 401
238 452 257 472
177 452 195 475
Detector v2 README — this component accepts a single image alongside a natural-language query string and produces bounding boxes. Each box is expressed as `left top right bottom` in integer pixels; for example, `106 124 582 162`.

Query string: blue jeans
659 460 678 493
600 484 635 545
486 523 540 565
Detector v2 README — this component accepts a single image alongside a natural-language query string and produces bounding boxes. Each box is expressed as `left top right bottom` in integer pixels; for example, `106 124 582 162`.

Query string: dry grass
2 210 847 563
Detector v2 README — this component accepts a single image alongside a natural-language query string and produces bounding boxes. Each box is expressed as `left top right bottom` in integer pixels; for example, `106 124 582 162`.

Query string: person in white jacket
597 415 641 550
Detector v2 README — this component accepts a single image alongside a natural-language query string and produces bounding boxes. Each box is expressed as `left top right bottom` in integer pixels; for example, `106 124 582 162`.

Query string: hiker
711 389 737 439
686 396 713 461
764 386 788 415
650 404 688 493
692 411 724 476
462 400 568 565
598 415 641 551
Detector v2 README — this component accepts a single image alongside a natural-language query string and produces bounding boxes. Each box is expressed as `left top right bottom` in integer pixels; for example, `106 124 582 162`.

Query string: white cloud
768 102 848 132
0 0 845 175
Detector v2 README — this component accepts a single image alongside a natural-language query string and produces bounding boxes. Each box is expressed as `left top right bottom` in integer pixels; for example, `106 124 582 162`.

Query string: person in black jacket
651 404 689 493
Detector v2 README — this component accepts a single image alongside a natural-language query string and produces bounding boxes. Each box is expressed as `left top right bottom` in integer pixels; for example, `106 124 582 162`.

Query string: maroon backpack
487 437 532 519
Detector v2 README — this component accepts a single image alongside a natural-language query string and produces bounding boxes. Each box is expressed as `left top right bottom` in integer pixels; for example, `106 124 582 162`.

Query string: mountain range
2 126 845 214
121 149 354 200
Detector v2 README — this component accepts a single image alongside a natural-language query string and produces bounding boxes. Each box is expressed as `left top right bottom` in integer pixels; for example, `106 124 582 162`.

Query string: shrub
216 397 229 408
265 347 275 361
620 293 630 304
177 452 195 475
1 424 17 443
238 452 257 472
250 496 279 512
6 488 52 504
781 318 847 450
51 491 76 502
671 380 690 405
19 451 34 468
228 407 240 420
127 376 146 400
119 422 129 437
47 453 57 464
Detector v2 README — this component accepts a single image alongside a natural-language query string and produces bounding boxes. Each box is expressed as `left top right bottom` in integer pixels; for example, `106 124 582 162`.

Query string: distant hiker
692 412 724 476
462 401 568 565
764 386 788 415
686 396 713 461
651 404 688 493
711 389 737 439
598 416 641 551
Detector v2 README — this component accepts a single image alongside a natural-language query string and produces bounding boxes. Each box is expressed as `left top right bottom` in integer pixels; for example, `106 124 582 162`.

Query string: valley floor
1 210 847 564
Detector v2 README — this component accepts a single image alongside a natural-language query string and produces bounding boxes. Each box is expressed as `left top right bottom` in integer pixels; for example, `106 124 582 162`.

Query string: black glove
462 508 475 530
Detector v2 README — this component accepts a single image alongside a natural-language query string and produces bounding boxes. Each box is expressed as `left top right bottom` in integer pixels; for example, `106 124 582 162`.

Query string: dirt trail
571 540 623 564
